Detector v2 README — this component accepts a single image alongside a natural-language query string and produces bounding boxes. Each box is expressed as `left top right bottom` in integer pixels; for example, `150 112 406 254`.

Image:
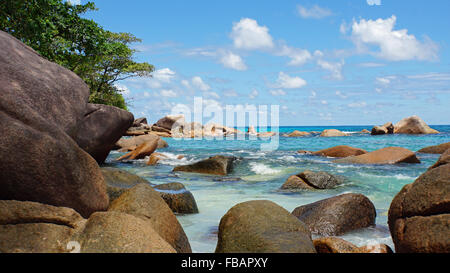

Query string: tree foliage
0 0 153 110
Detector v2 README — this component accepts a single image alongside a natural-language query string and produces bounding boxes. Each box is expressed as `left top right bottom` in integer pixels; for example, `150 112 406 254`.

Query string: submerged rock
215 200 316 253
292 193 376 236
0 30 108 218
153 183 199 214
108 184 192 253
280 175 315 190
320 129 348 137
311 145 367 158
173 155 237 176
394 116 439 134
388 163 450 253
418 142 450 154
333 147 420 165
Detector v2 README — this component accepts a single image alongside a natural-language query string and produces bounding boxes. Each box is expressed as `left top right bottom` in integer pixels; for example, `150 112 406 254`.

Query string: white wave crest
249 162 281 175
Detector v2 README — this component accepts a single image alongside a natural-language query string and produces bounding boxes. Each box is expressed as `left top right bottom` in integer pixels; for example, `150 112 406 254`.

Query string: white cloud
181 79 190 88
350 15 438 61
230 18 274 50
191 76 211 91
367 0 381 6
223 89 238 97
269 89 286 96
277 44 312 66
153 68 176 83
297 5 332 19
66 0 81 5
275 72 307 89
317 59 344 80
319 113 332 121
348 101 368 108
249 89 259 99
310 91 317 99
335 91 348 99
375 88 382 93
115 84 131 97
321 100 328 105
219 51 247 71
204 91 220 99
376 76 396 85
160 89 177 98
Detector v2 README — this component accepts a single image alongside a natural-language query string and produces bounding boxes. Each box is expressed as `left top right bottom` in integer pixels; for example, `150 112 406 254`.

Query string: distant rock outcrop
320 129 348 137
394 116 439 134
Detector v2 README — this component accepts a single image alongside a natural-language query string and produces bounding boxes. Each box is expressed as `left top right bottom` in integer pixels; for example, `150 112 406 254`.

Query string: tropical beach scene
0 0 449 256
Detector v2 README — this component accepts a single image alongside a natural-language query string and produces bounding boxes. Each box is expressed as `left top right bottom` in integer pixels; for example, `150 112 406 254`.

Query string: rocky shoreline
0 31 449 253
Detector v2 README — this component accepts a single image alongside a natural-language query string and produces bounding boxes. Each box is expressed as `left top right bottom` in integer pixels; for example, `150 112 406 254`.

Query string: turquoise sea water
104 125 450 253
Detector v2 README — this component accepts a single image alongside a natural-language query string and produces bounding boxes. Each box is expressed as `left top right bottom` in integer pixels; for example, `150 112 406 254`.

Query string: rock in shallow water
418 142 450 154
280 170 342 191
388 163 450 253
292 193 376 236
333 147 420 165
153 183 199 214
311 145 367 158
215 200 316 253
173 155 237 176
320 129 348 137
394 115 439 134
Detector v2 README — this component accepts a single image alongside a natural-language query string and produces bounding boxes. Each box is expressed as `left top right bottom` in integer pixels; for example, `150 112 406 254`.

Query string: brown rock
429 149 450 170
74 104 134 163
292 193 376 236
394 116 439 134
333 147 420 165
133 117 148 127
75 211 176 253
285 130 311 137
115 134 168 151
101 167 151 202
153 183 199 214
108 184 191 253
280 175 315 191
313 237 358 253
154 114 185 131
358 244 393 253
0 200 85 253
173 155 236 176
320 129 348 137
371 122 394 135
418 142 450 154
247 125 257 135
359 129 371 134
0 31 108 218
388 164 450 253
147 152 167 165
312 145 367 158
215 200 316 253
117 140 158 161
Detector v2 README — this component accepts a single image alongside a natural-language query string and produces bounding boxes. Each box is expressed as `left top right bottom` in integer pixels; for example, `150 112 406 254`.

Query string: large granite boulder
388 163 450 253
311 145 367 158
292 194 376 236
333 147 420 165
0 200 85 253
101 167 151 202
320 129 348 137
117 139 158 161
215 200 316 253
394 116 439 134
0 31 108 218
173 155 237 176
153 183 199 214
74 104 134 163
75 211 176 253
418 142 450 154
108 184 192 253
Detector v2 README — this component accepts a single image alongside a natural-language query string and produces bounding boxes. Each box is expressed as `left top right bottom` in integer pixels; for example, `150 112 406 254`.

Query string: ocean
104 125 450 252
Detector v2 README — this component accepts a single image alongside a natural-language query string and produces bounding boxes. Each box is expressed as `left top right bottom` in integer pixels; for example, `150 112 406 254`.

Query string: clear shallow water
104 125 450 253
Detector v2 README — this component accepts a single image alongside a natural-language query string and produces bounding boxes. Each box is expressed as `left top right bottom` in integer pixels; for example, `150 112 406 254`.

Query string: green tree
0 0 153 110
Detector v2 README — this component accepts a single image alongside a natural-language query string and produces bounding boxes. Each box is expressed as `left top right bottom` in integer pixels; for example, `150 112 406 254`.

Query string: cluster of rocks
0 31 194 253
371 116 439 135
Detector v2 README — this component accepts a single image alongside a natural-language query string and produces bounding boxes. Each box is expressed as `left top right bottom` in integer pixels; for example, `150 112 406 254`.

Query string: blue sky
81 0 450 126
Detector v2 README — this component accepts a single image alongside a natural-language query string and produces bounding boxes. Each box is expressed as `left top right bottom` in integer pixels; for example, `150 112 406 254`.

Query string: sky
80 0 450 126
